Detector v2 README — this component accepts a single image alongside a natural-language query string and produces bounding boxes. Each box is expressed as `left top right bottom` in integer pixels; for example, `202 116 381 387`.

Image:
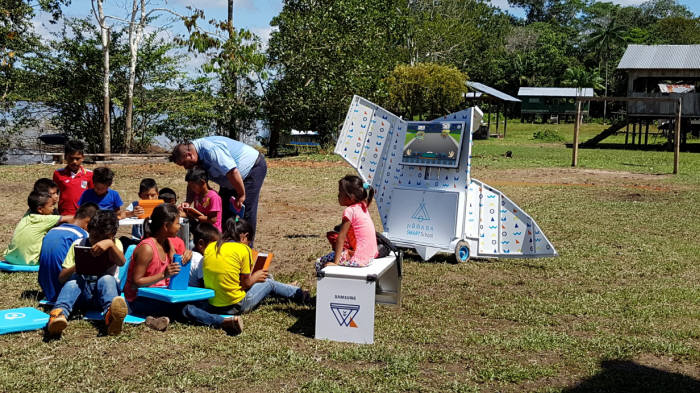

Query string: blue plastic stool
0 262 39 273
83 310 145 324
137 287 214 303
0 307 49 335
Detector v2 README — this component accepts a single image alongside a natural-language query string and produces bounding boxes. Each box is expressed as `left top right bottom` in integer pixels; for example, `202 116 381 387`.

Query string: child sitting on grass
2 191 73 265
77 167 124 218
188 222 220 288
32 178 60 214
47 210 128 337
195 217 311 316
315 175 378 273
181 167 223 231
38 202 99 303
125 204 242 334
120 178 158 248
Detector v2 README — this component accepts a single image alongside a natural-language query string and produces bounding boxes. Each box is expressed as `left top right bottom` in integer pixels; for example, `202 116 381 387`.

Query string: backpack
376 232 398 258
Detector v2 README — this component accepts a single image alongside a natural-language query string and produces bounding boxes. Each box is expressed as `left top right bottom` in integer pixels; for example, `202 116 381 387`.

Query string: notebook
74 245 116 276
251 250 273 273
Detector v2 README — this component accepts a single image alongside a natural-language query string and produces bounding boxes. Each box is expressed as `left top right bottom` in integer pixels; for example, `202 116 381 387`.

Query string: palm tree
562 66 604 91
587 15 625 122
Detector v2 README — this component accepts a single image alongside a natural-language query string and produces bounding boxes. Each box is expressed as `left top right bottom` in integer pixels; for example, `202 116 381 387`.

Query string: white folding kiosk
334 95 558 262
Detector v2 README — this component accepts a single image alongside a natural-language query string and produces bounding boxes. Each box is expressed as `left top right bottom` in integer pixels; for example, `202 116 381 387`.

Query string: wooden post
503 105 508 139
644 121 649 145
496 105 500 137
572 100 582 167
674 98 681 174
632 122 636 145
625 122 629 145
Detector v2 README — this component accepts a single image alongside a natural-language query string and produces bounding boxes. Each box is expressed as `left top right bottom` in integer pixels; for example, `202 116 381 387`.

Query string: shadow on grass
20 289 44 301
272 305 315 339
284 234 320 239
563 360 700 393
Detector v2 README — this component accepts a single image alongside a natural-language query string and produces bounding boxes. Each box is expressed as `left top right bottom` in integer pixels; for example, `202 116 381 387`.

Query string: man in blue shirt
170 136 267 243
38 202 99 302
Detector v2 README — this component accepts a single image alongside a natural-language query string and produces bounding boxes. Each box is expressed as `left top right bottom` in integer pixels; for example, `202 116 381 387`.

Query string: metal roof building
518 87 595 97
616 44 700 118
617 45 700 70
463 82 520 138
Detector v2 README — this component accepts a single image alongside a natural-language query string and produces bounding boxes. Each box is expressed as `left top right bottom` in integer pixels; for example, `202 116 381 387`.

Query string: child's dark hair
93 167 115 185
143 204 179 253
159 187 177 203
192 222 220 245
27 191 52 213
215 217 252 255
64 140 85 156
185 167 208 184
33 178 58 193
75 202 99 220
139 178 157 194
339 175 374 207
88 210 119 238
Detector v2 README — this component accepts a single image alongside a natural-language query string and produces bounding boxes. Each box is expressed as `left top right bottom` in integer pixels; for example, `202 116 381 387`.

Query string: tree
0 0 68 156
507 0 589 24
562 66 603 91
179 6 266 142
384 63 468 120
265 0 407 155
92 0 112 154
650 17 700 45
587 15 625 121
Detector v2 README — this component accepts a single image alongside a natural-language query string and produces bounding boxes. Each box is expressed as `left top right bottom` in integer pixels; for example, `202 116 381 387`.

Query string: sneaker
47 309 68 336
145 316 170 332
221 316 243 336
105 296 128 336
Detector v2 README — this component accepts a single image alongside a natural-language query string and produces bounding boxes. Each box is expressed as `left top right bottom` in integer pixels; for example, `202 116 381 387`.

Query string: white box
315 254 400 344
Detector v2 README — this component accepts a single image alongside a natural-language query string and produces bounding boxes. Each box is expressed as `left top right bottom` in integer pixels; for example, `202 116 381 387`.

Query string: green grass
0 122 699 392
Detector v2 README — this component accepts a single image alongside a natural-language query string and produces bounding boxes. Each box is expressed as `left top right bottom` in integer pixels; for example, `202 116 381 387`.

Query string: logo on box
330 303 359 328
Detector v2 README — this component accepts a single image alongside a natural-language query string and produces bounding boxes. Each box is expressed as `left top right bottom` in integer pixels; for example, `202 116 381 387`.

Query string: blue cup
167 254 190 290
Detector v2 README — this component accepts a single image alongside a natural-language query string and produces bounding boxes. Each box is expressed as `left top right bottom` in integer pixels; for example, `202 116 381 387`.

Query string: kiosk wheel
455 241 471 263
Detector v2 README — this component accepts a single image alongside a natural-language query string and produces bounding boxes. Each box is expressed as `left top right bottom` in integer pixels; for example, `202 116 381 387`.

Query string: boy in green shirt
2 191 73 265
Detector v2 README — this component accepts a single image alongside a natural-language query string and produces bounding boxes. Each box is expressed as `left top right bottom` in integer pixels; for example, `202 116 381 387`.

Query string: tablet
74 246 115 276
137 199 164 219
183 206 204 218
251 250 273 273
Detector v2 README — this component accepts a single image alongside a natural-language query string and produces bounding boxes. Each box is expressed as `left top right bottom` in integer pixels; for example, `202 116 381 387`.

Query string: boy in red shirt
54 140 93 215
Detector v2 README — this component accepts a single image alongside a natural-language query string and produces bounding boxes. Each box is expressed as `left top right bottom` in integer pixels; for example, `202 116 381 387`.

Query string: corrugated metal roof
617 45 700 70
467 81 521 102
518 87 594 97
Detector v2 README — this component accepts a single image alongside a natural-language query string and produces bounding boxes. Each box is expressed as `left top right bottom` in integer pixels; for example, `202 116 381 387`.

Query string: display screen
401 121 465 168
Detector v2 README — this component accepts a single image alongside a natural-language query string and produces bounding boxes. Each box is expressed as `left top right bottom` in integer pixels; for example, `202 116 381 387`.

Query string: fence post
674 98 681 174
572 100 582 167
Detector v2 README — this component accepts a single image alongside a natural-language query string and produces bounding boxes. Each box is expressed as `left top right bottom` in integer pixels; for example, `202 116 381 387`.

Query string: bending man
170 136 266 244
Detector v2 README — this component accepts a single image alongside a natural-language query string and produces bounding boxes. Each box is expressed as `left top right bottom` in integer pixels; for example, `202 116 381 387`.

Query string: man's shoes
105 296 127 336
145 316 170 332
47 309 68 336
299 290 314 305
221 316 243 336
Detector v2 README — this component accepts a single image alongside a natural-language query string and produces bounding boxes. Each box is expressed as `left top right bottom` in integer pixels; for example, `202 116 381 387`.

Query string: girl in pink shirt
316 175 378 272
182 167 223 232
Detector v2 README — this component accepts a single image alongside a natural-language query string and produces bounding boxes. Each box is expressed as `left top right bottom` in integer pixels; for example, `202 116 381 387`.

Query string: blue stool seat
0 262 39 272
83 310 145 324
137 287 214 303
0 307 49 335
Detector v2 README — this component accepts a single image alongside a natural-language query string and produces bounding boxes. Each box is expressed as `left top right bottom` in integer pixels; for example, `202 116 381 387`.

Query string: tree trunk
98 0 111 155
268 123 280 158
603 62 608 125
125 0 146 153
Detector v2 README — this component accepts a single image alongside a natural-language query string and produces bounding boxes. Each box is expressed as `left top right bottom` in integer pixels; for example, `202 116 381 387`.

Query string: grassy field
0 122 698 392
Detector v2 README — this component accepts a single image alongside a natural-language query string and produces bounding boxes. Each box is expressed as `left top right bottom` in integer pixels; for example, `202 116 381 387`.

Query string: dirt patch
474 167 677 191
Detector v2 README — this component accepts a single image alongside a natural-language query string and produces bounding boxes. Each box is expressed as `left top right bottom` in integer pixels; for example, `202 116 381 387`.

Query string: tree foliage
384 63 467 120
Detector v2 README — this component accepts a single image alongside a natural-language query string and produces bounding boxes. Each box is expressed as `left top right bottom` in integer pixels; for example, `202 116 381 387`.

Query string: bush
532 130 565 142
